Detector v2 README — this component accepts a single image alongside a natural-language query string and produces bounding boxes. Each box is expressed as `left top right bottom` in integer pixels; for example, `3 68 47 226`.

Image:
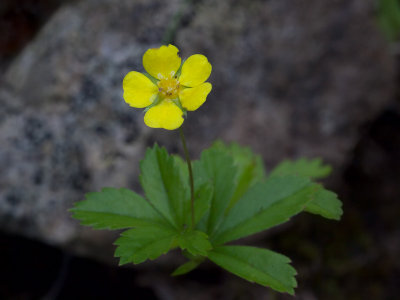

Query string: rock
0 0 181 261
175 0 395 168
0 0 395 262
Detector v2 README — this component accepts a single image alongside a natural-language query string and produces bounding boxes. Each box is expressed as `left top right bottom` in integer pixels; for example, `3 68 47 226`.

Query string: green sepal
175 58 185 78
143 72 159 85
208 245 297 295
172 98 187 118
143 94 161 113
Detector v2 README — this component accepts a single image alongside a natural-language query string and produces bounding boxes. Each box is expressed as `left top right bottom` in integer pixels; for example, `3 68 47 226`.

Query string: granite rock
175 0 395 167
0 0 180 261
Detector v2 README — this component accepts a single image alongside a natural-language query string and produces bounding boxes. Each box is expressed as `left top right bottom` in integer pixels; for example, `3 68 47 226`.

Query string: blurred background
0 0 399 299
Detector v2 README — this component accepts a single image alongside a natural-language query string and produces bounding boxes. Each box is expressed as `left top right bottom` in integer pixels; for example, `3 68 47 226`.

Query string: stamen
157 76 180 99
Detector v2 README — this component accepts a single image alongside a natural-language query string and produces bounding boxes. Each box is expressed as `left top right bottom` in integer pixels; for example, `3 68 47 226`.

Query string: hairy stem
179 127 195 229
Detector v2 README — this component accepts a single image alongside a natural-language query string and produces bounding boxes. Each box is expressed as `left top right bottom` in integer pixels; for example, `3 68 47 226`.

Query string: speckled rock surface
0 0 180 261
0 0 396 262
174 0 395 167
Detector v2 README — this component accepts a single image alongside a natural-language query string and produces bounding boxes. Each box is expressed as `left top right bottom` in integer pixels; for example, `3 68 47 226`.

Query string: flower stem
179 127 195 229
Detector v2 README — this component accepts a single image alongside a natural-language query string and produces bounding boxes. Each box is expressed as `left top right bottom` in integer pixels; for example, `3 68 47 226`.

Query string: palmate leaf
208 245 297 295
177 230 212 256
115 227 213 265
172 259 204 276
115 226 213 265
70 187 166 229
268 158 343 220
269 158 332 180
212 141 266 210
72 142 343 294
173 156 214 228
211 175 316 245
115 224 177 265
305 187 343 220
184 182 213 228
140 144 190 229
198 147 237 235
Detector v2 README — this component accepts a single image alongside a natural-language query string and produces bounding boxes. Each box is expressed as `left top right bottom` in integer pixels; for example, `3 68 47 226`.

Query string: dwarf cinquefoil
72 44 343 295
122 44 212 130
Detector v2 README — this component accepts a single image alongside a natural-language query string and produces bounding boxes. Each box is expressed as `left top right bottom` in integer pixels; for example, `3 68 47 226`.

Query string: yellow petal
179 82 212 111
123 71 158 108
143 45 182 80
179 54 212 87
144 100 184 130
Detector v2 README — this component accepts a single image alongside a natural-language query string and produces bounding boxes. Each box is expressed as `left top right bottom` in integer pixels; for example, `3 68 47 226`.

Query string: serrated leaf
212 176 316 245
208 245 297 294
114 224 177 265
199 148 237 235
184 182 213 228
70 187 164 230
172 259 204 276
174 156 213 229
188 161 212 232
212 141 266 210
269 158 332 180
177 230 212 256
305 187 343 220
140 145 190 229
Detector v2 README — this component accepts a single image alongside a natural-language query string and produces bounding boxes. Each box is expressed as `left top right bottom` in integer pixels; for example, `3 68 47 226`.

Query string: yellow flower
123 45 212 130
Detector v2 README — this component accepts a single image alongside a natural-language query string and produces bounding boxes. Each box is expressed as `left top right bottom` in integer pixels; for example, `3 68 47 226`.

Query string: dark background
0 0 399 299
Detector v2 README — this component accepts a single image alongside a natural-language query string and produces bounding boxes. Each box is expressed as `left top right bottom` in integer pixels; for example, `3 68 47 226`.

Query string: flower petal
179 54 212 87
179 82 212 111
144 100 184 130
123 71 158 108
143 45 182 80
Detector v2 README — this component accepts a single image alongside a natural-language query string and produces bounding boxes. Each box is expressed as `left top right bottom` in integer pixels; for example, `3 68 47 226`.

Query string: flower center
157 77 180 99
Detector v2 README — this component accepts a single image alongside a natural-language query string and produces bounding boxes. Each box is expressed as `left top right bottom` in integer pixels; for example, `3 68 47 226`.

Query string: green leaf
269 158 332 180
114 224 177 265
172 154 187 177
140 145 190 229
174 156 214 228
208 245 297 294
172 259 204 276
186 160 212 232
184 182 213 228
70 187 165 230
177 230 212 256
199 148 237 235
305 187 343 220
377 0 400 41
212 141 266 210
212 176 316 245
